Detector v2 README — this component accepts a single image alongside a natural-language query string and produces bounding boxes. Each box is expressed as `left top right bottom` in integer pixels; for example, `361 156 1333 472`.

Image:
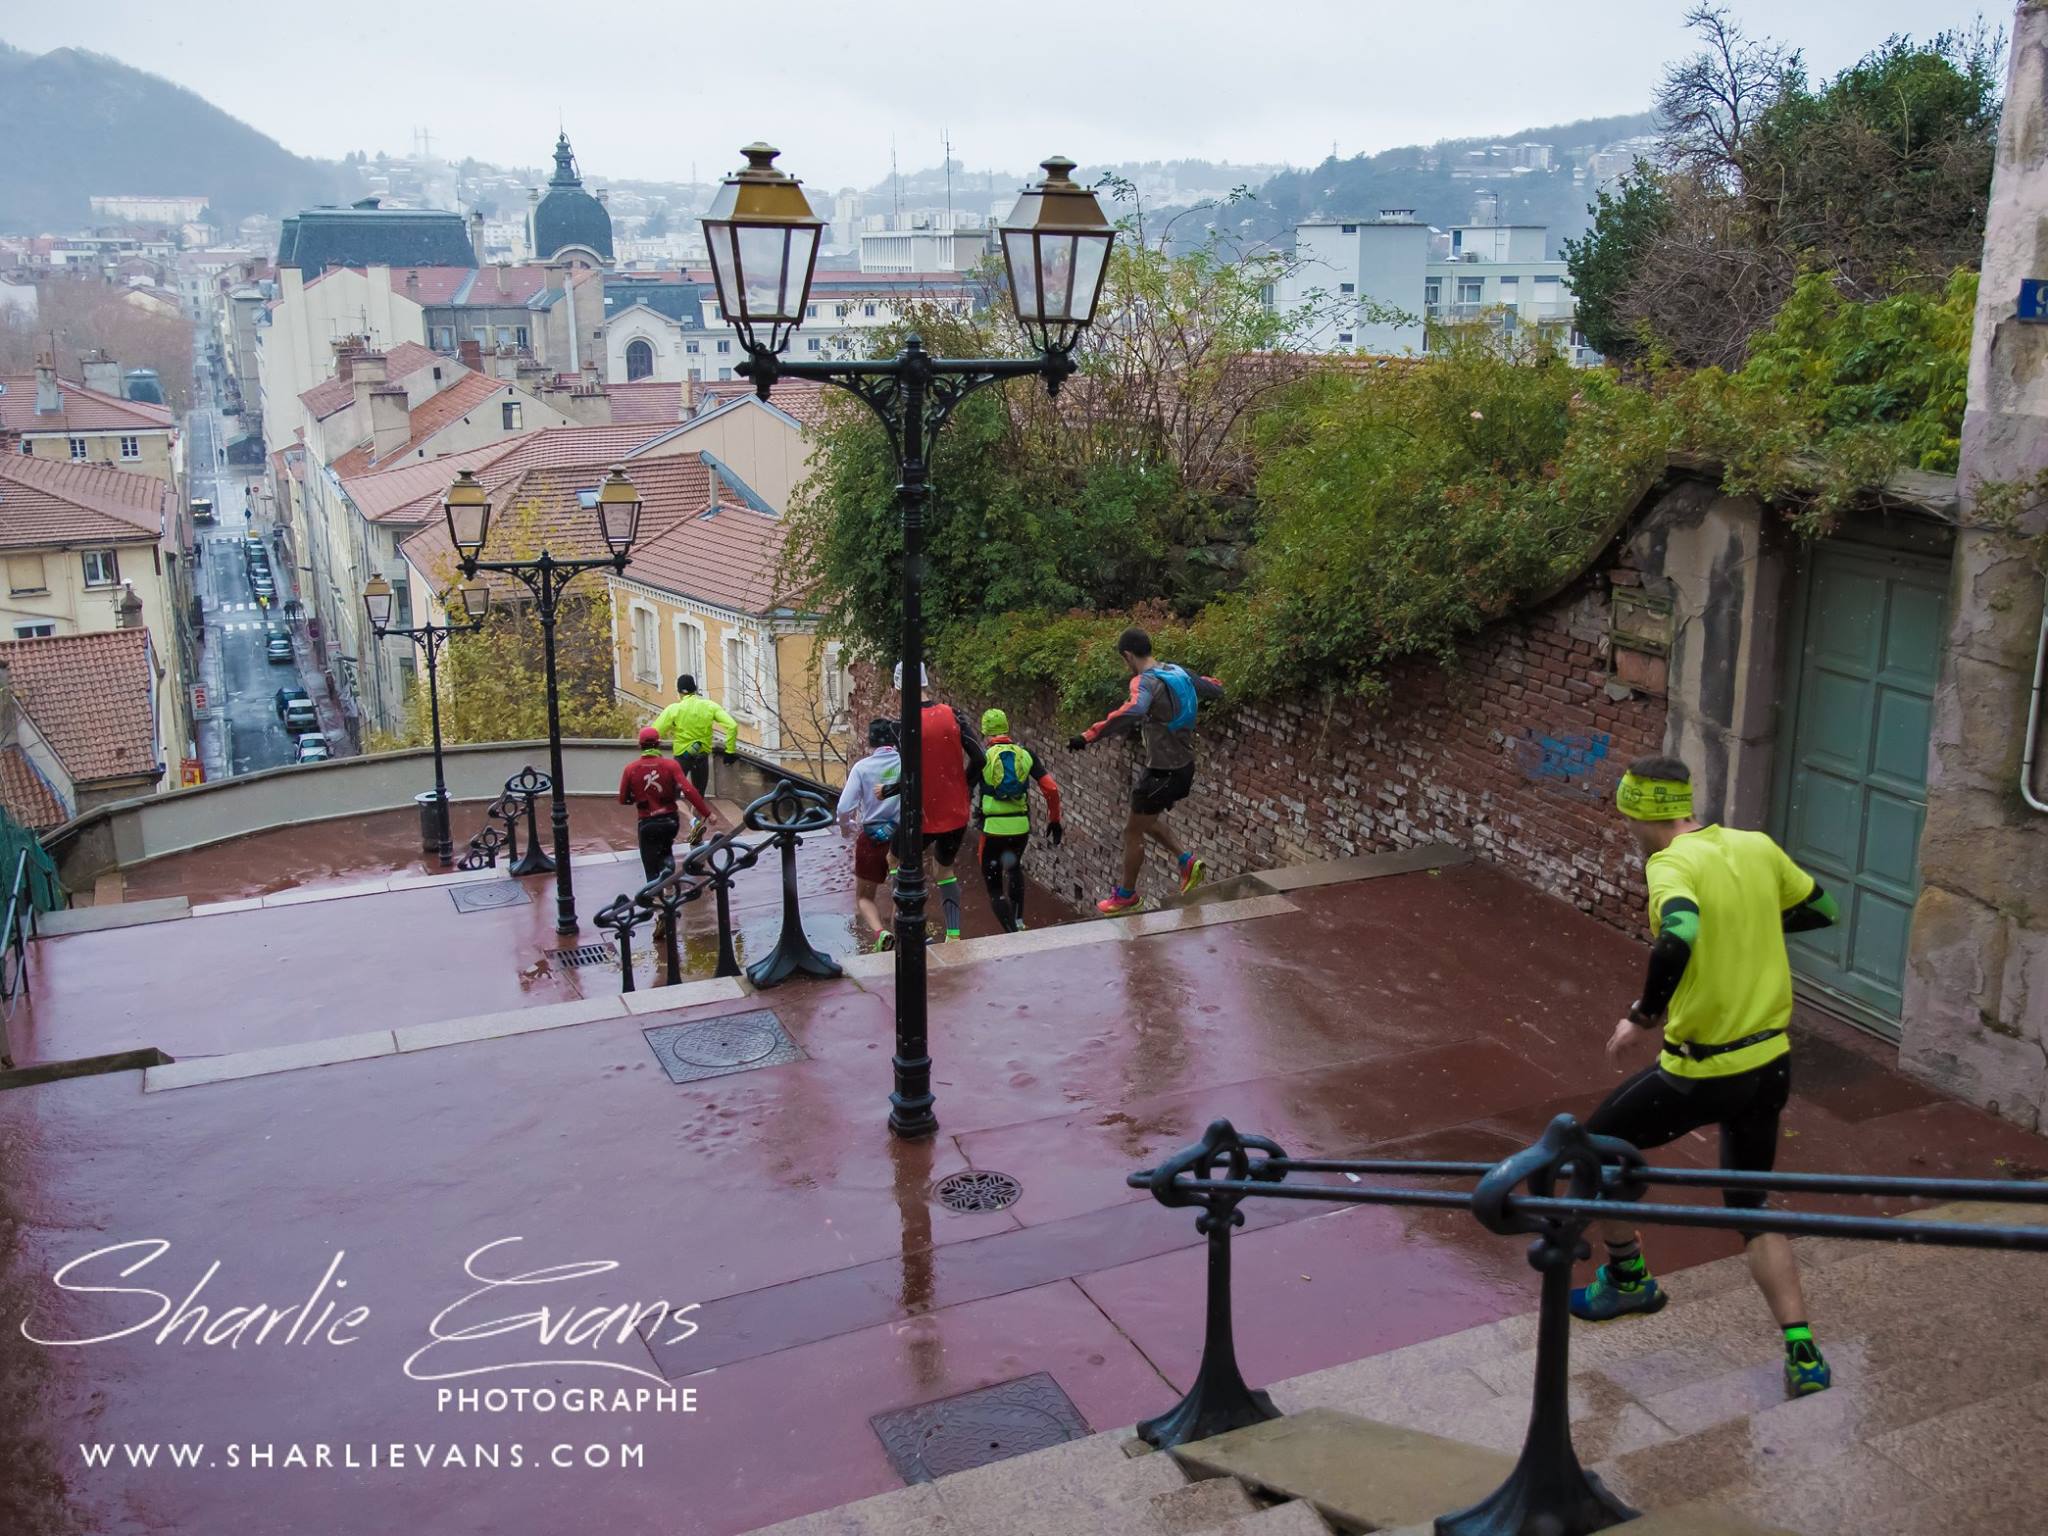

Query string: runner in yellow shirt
1572 755 1840 1398
652 673 739 800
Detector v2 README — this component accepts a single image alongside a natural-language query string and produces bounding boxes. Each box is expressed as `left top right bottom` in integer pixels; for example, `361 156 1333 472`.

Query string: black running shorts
1587 1056 1791 1237
1131 764 1196 816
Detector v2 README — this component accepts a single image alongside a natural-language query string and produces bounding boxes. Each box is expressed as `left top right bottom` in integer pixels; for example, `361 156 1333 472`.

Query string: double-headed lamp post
443 464 644 934
701 143 1115 1140
363 573 492 865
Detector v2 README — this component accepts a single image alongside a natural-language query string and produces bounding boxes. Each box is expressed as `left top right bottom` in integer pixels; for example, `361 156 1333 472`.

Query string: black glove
1066 735 1087 753
723 746 738 760
1048 821 1064 847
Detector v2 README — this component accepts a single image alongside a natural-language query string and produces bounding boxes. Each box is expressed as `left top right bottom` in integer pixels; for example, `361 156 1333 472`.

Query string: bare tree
1655 4 1800 188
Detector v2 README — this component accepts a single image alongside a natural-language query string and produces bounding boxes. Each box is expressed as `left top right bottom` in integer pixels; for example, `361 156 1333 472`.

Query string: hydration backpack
1153 663 1200 732
986 745 1028 801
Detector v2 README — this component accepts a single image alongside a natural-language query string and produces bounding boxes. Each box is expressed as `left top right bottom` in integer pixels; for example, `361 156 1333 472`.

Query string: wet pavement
3 862 2044 1535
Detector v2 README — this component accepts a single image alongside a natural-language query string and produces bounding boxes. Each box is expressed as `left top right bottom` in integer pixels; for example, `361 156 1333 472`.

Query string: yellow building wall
20 429 176 483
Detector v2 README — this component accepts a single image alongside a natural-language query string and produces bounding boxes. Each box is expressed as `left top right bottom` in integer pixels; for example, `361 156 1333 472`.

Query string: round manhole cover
667 1018 786 1069
933 1170 1022 1213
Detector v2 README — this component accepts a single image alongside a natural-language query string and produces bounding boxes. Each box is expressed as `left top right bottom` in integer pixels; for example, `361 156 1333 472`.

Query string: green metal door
1775 542 1948 1034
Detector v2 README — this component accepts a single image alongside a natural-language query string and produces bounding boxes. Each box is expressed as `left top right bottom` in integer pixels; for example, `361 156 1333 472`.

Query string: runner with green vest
1573 754 1840 1398
653 673 739 797
974 709 1063 933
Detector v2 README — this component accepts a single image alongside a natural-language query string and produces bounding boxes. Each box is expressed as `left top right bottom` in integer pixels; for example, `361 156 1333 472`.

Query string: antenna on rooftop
943 128 953 227
891 137 901 221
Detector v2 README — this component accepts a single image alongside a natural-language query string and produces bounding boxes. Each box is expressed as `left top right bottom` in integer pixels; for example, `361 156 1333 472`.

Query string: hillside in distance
0 42 345 232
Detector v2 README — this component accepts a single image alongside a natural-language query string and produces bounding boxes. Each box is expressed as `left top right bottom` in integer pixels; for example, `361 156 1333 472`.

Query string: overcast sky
5 0 2007 190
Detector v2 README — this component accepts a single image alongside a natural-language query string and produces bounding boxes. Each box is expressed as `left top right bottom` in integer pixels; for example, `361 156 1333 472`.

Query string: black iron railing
1131 1115 2048 1535
593 779 842 993
456 768 553 872
1 847 40 1054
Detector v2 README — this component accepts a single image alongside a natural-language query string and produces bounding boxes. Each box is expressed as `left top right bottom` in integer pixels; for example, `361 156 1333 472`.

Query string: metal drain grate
870 1372 1089 1484
553 943 616 968
932 1170 1022 1213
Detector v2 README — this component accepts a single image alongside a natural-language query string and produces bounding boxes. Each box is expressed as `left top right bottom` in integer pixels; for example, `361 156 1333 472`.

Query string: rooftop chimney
34 355 60 414
494 261 508 296
1378 209 1416 223
458 338 483 371
469 210 486 266
369 385 410 462
115 581 145 630
80 350 121 397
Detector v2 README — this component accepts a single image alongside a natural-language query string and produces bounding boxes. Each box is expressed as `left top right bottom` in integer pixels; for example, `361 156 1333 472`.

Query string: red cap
638 726 660 747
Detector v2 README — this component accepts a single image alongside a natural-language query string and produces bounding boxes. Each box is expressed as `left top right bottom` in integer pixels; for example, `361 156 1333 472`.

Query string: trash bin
415 790 447 854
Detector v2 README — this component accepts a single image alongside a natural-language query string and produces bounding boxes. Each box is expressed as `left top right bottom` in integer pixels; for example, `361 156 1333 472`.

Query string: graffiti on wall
1512 729 1612 795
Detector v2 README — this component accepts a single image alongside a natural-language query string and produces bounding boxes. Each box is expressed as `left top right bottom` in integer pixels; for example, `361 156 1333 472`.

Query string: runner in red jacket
620 727 716 881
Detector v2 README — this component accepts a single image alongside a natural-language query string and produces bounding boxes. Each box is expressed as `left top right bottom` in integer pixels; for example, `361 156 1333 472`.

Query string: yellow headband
1616 773 1692 822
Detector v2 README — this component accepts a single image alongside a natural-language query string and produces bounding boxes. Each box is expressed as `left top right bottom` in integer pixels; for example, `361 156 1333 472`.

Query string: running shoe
1568 1266 1667 1322
1096 887 1142 915
1784 1341 1832 1396
872 932 895 953
1177 852 1207 894
688 817 708 847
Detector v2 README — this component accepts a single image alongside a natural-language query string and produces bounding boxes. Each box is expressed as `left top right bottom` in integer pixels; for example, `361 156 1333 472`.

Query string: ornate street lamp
363 573 491 865
703 145 1115 1140
444 464 642 933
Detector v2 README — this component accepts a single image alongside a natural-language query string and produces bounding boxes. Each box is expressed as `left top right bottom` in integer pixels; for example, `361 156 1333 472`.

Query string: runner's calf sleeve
938 875 961 936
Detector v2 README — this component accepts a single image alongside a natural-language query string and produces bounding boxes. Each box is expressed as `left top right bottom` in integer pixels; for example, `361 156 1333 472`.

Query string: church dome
531 132 614 263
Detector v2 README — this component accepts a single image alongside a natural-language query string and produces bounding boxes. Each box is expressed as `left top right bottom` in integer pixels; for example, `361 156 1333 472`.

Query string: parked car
274 686 310 721
265 633 294 664
295 733 331 763
283 700 320 735
251 576 275 603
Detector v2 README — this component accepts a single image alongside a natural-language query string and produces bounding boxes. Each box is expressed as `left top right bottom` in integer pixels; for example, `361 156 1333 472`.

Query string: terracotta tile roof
0 629 158 785
375 423 685 531
0 745 66 829
625 497 790 615
340 440 532 524
0 455 166 549
399 453 713 601
605 380 687 424
0 376 174 435
686 377 829 430
297 341 444 421
327 372 511 478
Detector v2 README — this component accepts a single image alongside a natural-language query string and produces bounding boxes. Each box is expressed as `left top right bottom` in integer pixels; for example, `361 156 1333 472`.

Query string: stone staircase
746 1202 2048 1535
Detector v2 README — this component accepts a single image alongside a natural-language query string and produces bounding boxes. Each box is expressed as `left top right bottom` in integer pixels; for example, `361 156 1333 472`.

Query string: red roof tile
340 440 533 523
605 380 687 424
686 377 829 430
297 341 444 420
327 372 512 478
0 744 66 829
624 499 790 615
0 376 174 435
0 455 165 549
0 629 158 785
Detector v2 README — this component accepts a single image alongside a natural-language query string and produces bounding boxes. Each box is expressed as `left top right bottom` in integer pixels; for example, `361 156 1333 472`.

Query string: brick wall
849 565 1669 933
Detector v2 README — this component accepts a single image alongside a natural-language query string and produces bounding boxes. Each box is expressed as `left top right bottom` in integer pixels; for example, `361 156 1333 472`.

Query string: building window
7 555 47 595
81 549 119 587
674 617 705 686
68 438 88 461
1339 282 1355 294
502 401 523 430
716 339 731 354
1337 332 1354 344
725 631 758 720
717 367 734 380
834 304 847 319
495 327 514 346
631 604 659 684
804 304 818 318
1341 223 1357 234
685 340 700 354
1457 276 1484 305
431 326 456 350
119 435 141 460
15 440 27 455
806 338 822 353
862 302 877 317
821 645 850 722
515 327 529 348
12 622 54 639
625 339 655 380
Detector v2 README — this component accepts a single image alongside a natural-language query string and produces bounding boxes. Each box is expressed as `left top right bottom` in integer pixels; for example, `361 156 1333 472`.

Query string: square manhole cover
870 1372 1089 1484
450 881 530 914
643 1009 805 1085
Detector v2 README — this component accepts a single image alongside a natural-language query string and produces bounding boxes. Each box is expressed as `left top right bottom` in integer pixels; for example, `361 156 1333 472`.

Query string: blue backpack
986 745 1028 801
1153 663 1200 732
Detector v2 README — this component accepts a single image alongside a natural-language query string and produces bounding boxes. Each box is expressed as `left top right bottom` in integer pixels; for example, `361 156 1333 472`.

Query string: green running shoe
1568 1265 1667 1322
1785 1340 1832 1396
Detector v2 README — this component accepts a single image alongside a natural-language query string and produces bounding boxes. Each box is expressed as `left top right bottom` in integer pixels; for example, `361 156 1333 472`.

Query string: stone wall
853 561 1669 935
1900 5 2048 1132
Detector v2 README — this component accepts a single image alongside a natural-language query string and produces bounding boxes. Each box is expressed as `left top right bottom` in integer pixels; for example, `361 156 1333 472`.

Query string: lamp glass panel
737 225 794 320
1039 234 1076 320
706 224 741 318
447 497 488 555
1004 230 1039 319
1070 234 1111 323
